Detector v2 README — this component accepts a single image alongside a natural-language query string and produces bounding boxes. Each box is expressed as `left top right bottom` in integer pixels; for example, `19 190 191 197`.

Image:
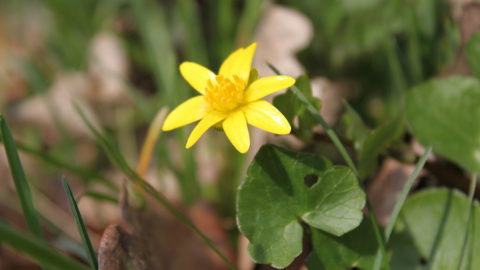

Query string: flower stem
268 63 357 175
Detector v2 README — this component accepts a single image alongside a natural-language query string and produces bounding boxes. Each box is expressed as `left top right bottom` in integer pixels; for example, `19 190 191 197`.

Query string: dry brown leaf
98 184 234 270
367 158 417 226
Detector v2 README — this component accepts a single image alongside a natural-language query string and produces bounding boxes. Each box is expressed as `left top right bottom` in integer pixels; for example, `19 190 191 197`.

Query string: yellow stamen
205 75 245 112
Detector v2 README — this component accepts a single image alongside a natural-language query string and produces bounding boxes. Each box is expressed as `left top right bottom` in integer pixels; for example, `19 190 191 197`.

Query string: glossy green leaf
466 32 480 78
237 145 365 268
0 220 88 270
358 116 404 179
389 188 480 270
405 76 480 175
63 178 98 270
306 218 380 270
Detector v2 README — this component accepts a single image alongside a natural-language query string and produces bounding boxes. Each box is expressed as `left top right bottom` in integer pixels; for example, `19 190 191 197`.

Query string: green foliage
342 102 371 150
237 145 365 268
0 116 45 241
358 117 404 179
389 188 480 269
63 178 98 270
342 104 404 179
405 76 480 175
466 32 480 78
284 0 451 122
0 220 88 270
306 218 380 270
273 75 322 139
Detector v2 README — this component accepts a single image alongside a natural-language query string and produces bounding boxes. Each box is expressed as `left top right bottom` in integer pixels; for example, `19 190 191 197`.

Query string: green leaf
62 178 98 270
237 145 365 268
306 218 380 270
342 102 371 150
358 116 404 179
0 116 44 240
295 75 322 131
273 89 299 124
273 74 322 136
405 76 480 175
389 188 480 270
0 220 88 270
466 32 480 78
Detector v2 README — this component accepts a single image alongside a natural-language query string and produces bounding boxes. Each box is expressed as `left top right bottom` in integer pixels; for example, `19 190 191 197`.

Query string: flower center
205 75 246 112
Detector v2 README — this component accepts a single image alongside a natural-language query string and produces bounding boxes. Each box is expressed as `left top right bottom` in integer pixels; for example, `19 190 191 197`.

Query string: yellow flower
162 42 295 153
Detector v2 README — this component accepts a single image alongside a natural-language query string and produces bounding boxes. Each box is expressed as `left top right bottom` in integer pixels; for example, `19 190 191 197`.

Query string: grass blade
178 0 208 65
0 116 44 240
0 220 88 270
0 137 118 191
372 145 432 269
62 177 98 270
456 174 478 270
385 145 432 241
235 0 266 46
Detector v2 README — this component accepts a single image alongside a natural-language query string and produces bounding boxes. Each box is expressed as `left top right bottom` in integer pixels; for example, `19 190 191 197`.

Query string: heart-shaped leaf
405 76 480 175
237 145 365 268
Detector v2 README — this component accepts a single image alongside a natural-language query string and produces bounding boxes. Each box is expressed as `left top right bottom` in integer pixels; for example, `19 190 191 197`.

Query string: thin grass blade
62 178 98 270
0 137 117 191
372 145 432 270
0 116 44 240
0 220 88 270
456 174 478 270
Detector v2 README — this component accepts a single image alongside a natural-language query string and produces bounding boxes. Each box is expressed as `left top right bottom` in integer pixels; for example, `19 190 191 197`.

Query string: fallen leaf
98 184 234 270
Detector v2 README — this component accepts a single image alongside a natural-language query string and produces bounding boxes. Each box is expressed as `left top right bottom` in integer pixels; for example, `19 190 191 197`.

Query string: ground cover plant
0 0 479 269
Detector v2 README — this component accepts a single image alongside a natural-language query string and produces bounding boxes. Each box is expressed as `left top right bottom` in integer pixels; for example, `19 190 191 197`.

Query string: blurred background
0 0 474 269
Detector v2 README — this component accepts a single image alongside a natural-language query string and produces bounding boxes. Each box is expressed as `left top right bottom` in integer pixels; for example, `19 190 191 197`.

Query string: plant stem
372 145 432 269
367 200 391 270
456 173 477 270
268 64 358 175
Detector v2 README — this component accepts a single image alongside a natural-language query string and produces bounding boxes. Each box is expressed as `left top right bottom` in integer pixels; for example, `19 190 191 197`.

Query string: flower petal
244 76 296 102
223 110 250 153
162 96 208 131
186 111 226 149
243 100 291 134
218 42 257 83
180 62 216 95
